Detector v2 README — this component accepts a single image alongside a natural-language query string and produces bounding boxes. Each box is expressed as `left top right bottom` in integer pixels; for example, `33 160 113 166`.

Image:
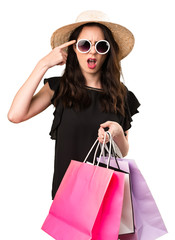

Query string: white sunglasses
76 39 110 55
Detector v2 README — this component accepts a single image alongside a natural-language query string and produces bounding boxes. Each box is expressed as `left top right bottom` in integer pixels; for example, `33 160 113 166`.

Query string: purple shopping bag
119 158 168 240
98 156 168 240
100 133 167 240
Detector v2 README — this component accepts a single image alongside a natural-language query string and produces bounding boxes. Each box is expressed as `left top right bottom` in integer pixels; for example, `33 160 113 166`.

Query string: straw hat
51 10 135 60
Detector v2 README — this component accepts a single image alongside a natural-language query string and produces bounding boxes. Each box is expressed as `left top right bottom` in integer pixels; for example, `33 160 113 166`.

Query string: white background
0 0 174 239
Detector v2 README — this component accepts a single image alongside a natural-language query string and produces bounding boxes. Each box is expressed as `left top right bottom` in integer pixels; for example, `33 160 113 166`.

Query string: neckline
85 86 103 92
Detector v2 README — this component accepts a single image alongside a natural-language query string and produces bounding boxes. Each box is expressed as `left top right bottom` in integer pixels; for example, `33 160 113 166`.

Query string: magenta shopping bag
42 155 125 239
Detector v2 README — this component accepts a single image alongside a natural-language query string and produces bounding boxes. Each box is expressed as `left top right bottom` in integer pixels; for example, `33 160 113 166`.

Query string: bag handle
83 131 120 169
83 132 110 166
97 131 112 168
83 138 100 164
101 132 121 170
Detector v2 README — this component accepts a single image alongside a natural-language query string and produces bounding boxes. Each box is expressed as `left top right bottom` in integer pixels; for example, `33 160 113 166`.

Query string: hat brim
51 20 134 60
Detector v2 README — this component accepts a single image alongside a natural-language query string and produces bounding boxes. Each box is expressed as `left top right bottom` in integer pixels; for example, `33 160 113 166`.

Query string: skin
73 26 107 89
8 26 129 156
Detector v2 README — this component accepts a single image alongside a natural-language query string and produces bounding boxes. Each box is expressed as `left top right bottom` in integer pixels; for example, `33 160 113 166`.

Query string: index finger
59 40 76 49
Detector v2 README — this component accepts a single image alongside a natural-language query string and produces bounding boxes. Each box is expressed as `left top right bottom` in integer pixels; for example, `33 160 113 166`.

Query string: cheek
76 52 86 66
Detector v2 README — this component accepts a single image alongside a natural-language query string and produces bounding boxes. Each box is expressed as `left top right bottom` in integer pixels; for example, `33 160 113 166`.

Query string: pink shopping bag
42 140 125 240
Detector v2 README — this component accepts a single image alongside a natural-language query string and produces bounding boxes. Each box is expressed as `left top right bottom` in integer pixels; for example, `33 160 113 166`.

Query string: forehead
77 25 105 40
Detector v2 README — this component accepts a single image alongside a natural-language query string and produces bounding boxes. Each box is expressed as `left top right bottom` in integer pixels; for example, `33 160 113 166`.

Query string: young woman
8 11 140 199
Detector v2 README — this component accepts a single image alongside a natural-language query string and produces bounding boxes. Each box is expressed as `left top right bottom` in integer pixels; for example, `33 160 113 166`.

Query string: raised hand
41 40 76 68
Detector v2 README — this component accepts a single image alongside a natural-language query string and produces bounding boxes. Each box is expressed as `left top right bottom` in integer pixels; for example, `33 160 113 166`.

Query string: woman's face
74 26 108 80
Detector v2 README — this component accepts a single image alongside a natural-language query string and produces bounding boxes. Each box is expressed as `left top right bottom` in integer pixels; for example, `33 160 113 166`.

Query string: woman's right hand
41 40 76 68
8 40 76 123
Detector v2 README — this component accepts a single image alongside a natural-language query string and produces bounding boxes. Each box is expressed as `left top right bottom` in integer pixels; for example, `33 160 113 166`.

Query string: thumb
100 121 111 129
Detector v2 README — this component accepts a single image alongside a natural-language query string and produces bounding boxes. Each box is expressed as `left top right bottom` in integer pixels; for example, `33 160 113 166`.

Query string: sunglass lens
96 41 109 54
78 40 90 52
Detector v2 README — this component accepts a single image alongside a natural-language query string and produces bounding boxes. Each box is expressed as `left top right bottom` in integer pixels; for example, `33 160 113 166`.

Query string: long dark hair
54 22 126 116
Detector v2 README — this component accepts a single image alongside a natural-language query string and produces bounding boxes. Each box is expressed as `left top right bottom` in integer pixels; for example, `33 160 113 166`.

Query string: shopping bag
97 136 135 235
121 158 168 240
105 134 167 239
42 137 125 240
98 131 135 235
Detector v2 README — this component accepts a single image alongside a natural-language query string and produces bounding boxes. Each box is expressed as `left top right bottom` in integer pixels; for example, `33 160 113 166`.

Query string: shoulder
44 76 62 105
44 76 61 91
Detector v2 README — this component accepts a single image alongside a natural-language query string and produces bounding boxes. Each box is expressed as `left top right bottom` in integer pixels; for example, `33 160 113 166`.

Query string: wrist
113 127 129 157
37 58 50 71
113 125 124 141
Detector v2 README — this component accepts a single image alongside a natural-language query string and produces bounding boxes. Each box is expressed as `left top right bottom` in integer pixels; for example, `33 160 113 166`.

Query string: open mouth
87 58 97 69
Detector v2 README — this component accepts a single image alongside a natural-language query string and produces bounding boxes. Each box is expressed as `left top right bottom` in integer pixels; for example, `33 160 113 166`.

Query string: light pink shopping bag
42 160 125 240
98 156 135 236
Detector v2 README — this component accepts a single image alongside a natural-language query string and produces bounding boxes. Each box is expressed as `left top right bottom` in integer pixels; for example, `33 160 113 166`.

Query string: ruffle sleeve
44 76 60 104
49 103 64 140
123 89 141 131
44 77 63 140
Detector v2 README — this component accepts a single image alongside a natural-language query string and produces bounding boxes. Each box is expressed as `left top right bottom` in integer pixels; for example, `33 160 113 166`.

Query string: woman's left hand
98 121 123 143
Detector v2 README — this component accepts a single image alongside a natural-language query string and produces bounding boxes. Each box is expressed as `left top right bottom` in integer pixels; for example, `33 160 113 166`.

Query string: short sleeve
123 90 141 131
44 77 63 139
44 77 60 104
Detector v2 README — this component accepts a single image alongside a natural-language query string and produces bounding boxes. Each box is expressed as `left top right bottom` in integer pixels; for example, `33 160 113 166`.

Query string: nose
90 44 96 54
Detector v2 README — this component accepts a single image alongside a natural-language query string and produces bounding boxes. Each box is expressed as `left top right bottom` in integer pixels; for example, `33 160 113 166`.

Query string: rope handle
83 131 121 169
83 132 110 167
100 131 121 170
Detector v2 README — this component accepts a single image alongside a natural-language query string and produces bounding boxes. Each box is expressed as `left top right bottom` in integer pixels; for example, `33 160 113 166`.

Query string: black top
44 77 140 199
